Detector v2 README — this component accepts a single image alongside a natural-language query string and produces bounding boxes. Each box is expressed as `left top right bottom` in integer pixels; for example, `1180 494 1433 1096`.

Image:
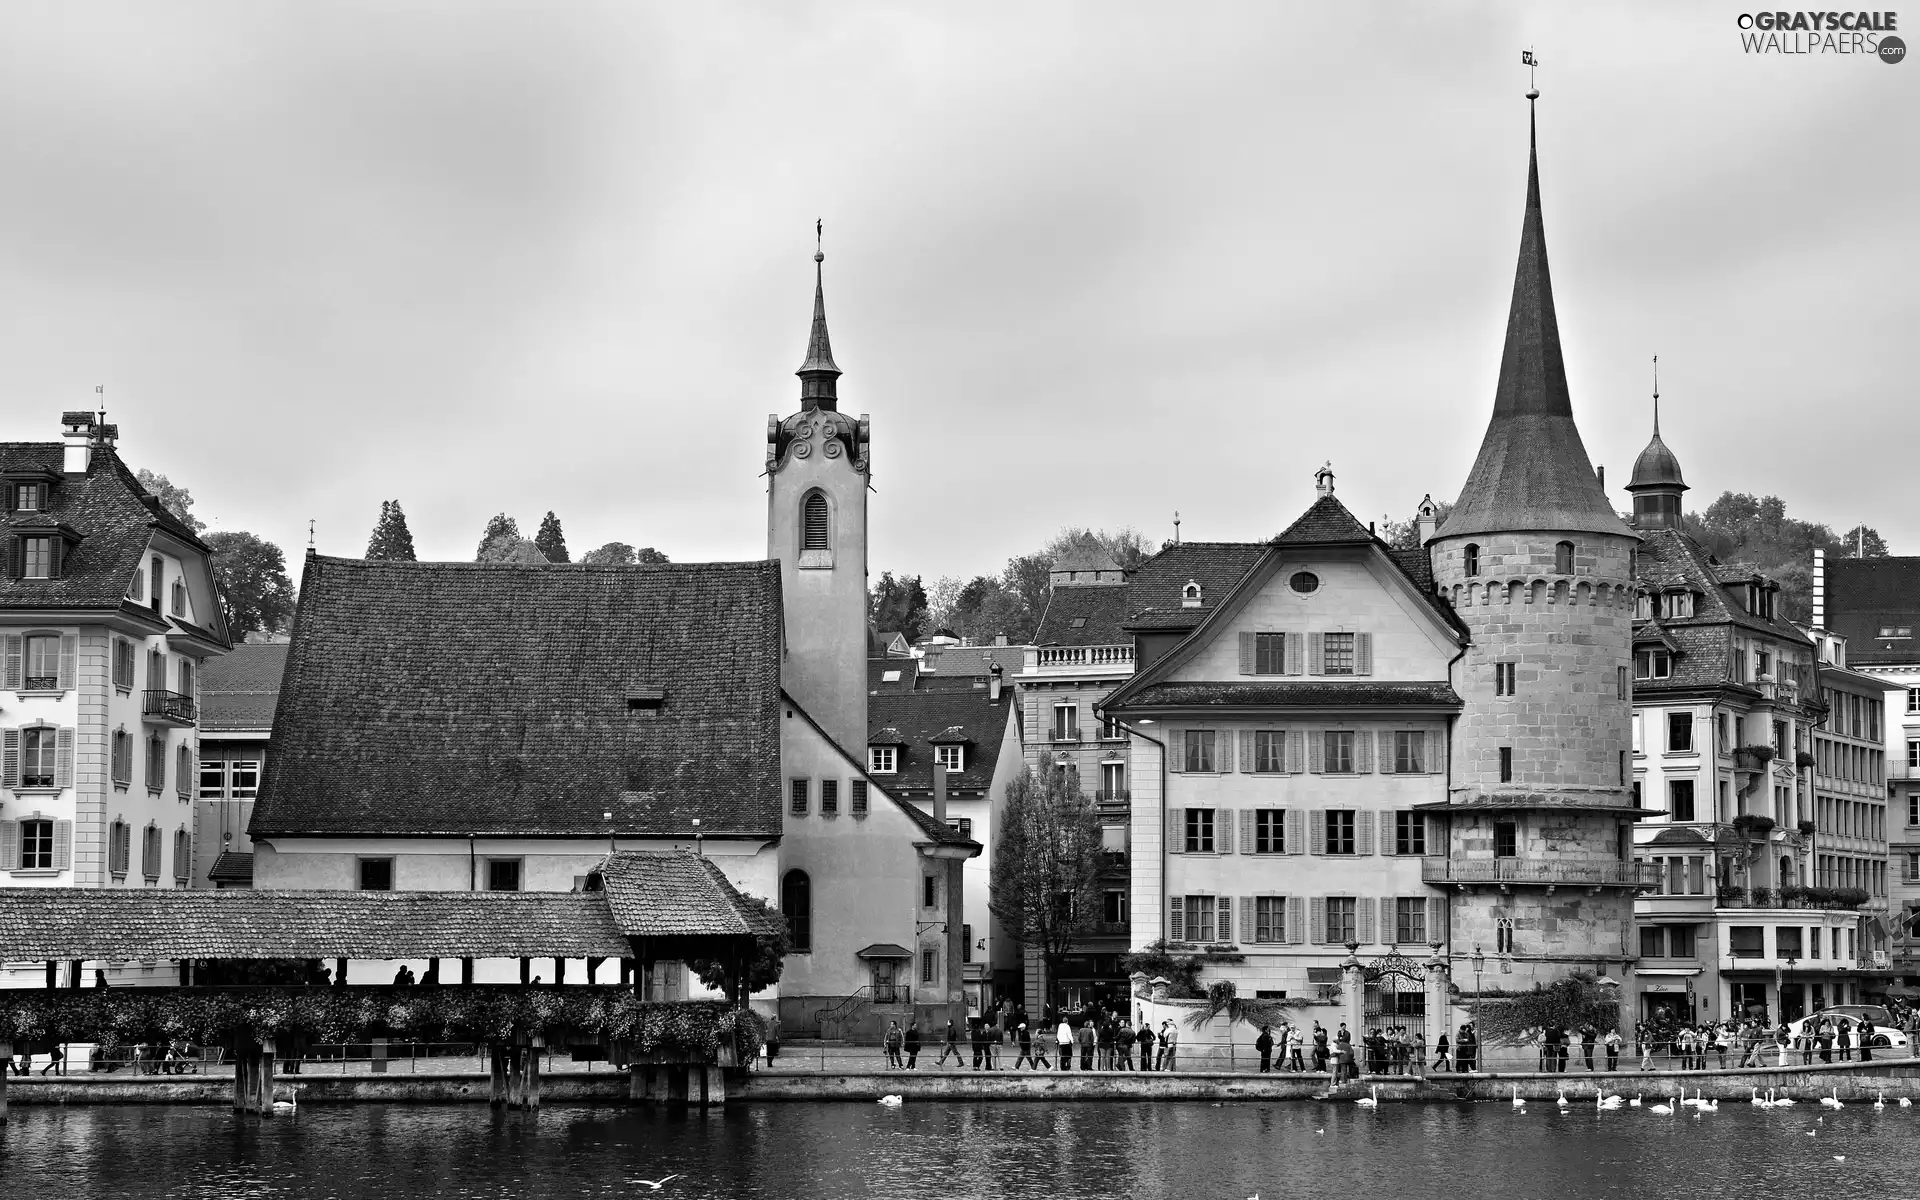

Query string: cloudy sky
1 3 1912 583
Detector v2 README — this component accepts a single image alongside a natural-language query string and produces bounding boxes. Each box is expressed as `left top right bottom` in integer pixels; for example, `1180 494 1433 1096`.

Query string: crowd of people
881 1001 1194 1072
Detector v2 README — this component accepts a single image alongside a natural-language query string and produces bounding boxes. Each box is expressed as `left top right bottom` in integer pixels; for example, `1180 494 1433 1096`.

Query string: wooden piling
667 1063 690 1107
1 1039 11 1124
488 1045 509 1107
699 1064 725 1109
524 1042 542 1110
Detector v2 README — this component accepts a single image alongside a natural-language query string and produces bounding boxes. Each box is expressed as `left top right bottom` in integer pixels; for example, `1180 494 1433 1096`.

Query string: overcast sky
1 3 1912 584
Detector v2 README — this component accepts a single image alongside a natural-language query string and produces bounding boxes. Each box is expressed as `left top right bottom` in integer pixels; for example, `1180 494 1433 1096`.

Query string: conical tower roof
796 248 841 411
1436 104 1631 542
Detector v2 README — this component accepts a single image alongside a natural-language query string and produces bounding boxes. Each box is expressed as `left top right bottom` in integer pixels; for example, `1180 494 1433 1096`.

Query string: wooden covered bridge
0 851 780 1120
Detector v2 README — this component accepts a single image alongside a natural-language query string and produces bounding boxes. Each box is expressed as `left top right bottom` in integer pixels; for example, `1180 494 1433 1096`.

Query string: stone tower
766 244 871 754
1428 98 1644 982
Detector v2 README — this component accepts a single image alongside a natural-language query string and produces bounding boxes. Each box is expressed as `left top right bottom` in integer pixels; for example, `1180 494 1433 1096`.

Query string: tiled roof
0 887 633 960
783 692 978 848
0 443 218 624
868 658 921 692
1121 542 1267 630
916 644 1025 687
208 851 255 884
199 642 290 733
590 851 785 940
250 556 784 839
1120 682 1462 709
1631 529 1815 676
867 686 1015 794
1052 546 1122 573
1033 582 1130 647
1828 557 1920 666
1275 494 1374 544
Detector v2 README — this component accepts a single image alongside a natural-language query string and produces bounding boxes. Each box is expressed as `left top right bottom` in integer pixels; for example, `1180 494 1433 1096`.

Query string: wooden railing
1421 857 1660 888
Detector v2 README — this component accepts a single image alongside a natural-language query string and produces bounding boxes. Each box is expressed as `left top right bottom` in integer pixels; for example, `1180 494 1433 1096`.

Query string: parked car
1786 1008 1909 1051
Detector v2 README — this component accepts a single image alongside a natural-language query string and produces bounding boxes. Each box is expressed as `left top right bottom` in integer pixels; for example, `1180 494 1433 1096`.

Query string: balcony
1050 728 1082 745
1422 856 1660 890
1034 645 1134 670
1094 788 1132 810
142 689 197 727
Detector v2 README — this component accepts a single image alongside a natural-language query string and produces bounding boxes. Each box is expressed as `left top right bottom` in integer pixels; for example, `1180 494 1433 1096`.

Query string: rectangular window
1670 779 1695 822
1909 688 1920 714
1324 810 1356 855
198 759 226 799
946 816 972 838
935 744 963 772
486 859 522 892
229 760 260 800
851 780 869 815
1499 747 1513 782
358 858 394 891
1729 926 1764 958
1908 853 1919 883
20 727 57 788
868 746 896 774
1493 821 1517 858
819 779 838 815
1254 809 1284 854
1669 925 1695 957
1394 731 1425 773
1394 897 1426 945
1183 895 1217 943
1322 632 1356 675
1323 730 1354 774
1184 808 1216 854
921 948 936 985
789 778 809 815
1325 897 1357 945
1908 741 1918 771
1052 703 1079 742
1103 890 1128 924
24 635 59 690
23 536 53 579
962 924 973 963
1494 662 1516 696
1776 926 1803 958
1618 665 1628 701
13 483 43 511
1809 927 1822 958
1184 729 1216 773
112 639 135 689
923 874 937 909
1253 730 1285 773
1255 632 1286 674
1255 896 1285 943
1640 926 1665 958
149 557 163 613
1634 648 1671 680
1667 712 1693 752
145 736 166 791
1394 811 1425 856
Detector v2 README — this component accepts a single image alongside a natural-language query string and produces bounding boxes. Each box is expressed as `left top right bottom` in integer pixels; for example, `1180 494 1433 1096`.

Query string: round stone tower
1427 98 1645 986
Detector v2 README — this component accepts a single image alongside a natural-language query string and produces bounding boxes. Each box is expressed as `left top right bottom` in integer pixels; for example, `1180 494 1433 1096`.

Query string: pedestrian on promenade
1456 1024 1478 1073
1861 1017 1877 1063
937 1019 963 1067
1077 1020 1096 1071
1311 1023 1330 1072
1012 1023 1035 1069
1158 1021 1179 1072
1096 1018 1115 1070
38 1045 64 1076
1432 1031 1451 1073
1837 1021 1854 1062
1817 1018 1834 1064
1580 1024 1598 1071
1286 1024 1305 1072
1334 1023 1352 1073
1032 1025 1055 1071
1136 1022 1156 1073
1603 1027 1621 1072
1256 1026 1274 1073
884 1022 905 1069
1115 1018 1135 1071
1056 1019 1074 1071
904 1023 922 1069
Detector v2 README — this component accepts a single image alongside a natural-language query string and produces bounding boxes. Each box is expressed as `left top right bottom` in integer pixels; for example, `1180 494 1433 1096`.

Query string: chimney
994 632 1008 647
1812 548 1825 630
1416 494 1438 545
1595 464 1605 492
1315 461 1335 497
932 763 948 824
61 411 95 474
989 663 1003 703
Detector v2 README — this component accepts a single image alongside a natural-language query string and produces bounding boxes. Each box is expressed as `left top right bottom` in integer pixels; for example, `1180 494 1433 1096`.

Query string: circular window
1289 571 1320 594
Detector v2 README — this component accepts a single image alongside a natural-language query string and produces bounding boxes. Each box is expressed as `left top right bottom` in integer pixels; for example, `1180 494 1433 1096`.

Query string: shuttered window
1393 897 1427 945
173 829 192 882
1323 731 1355 774
1324 810 1356 854
146 735 167 792
1183 808 1216 853
1252 730 1286 773
113 638 136 689
20 727 57 787
1393 811 1427 856
141 823 162 881
1252 809 1285 853
1393 731 1426 773
802 493 830 550
1254 896 1287 943
108 819 130 875
1325 897 1357 944
176 744 193 798
1183 730 1216 773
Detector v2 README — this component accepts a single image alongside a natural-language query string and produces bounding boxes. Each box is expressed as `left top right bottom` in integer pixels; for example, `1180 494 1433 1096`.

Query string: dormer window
14 535 58 580
170 578 187 618
1463 544 1480 577
1554 541 1574 574
1634 648 1671 681
1181 580 1203 608
868 746 897 774
1634 593 1654 620
11 483 46 511
935 744 964 772
1661 592 1694 619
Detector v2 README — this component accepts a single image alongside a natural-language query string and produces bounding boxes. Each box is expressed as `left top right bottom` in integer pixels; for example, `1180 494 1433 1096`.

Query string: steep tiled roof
1034 582 1131 647
200 642 289 733
591 851 786 939
783 692 978 849
0 443 218 625
1121 682 1462 709
250 556 784 839
0 887 633 960
1828 557 1920 666
916 644 1025 688
868 658 921 693
867 686 1016 795
1052 546 1122 573
1276 494 1374 544
1121 542 1267 631
1631 529 1814 686
208 851 255 885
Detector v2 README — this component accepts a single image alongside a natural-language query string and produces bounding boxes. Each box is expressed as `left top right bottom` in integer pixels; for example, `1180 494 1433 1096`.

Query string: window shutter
0 821 16 869
1238 729 1253 773
1289 730 1305 774
1428 896 1447 943
1218 809 1234 855
1310 896 1327 945
1217 896 1233 943
1239 809 1254 854
115 822 130 874
3 634 21 690
1221 731 1235 773
1168 730 1185 774
1355 632 1373 676
1285 809 1305 856
56 727 74 789
1308 730 1324 773
1356 810 1375 855
48 536 63 580
2 729 18 789
1241 896 1257 943
1167 808 1184 853
1357 897 1376 945
1309 810 1326 855
1238 632 1255 675
176 744 191 797
1378 732 1396 775
1285 633 1303 675
142 825 159 879
1381 814 1396 856
1355 730 1374 773
1169 896 1185 942
174 829 191 882
1382 897 1399 943
54 820 72 871
1286 896 1304 944
1429 733 1445 776
57 634 76 690
1308 632 1324 675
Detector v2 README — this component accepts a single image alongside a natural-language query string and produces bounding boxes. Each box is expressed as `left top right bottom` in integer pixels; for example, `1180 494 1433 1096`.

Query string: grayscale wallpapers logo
1735 11 1905 60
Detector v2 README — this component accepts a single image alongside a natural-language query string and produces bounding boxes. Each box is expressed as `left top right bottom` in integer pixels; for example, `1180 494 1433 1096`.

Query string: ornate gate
1362 951 1428 1048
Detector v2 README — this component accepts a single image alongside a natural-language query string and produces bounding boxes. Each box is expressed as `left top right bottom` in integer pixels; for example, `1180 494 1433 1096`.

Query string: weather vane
1652 354 1660 432
1521 48 1539 98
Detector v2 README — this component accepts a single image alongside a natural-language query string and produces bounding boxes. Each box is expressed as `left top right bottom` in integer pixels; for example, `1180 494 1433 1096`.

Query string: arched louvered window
1555 541 1575 574
782 869 812 952
802 493 830 551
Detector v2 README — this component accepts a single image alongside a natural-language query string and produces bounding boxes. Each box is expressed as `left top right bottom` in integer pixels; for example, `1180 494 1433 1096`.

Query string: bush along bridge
0 851 779 1120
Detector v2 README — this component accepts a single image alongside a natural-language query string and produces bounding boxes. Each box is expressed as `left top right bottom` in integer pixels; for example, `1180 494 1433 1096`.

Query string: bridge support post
0 1040 10 1124
698 1064 725 1109
666 1063 689 1107
488 1045 509 1107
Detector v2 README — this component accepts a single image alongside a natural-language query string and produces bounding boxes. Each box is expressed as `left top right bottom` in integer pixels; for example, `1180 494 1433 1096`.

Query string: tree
868 571 930 643
476 533 548 564
475 514 520 561
1467 972 1623 1044
135 469 205 534
534 511 569 563
204 531 297 636
364 500 418 562
988 767 1107 1006
580 542 671 566
953 578 1034 644
1182 978 1300 1033
689 894 790 1003
1000 552 1053 627
1837 525 1890 559
925 575 965 631
1682 492 1890 623
1381 500 1455 550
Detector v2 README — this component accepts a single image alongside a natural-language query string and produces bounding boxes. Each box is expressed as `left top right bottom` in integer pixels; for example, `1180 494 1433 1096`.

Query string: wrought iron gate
1363 951 1428 1047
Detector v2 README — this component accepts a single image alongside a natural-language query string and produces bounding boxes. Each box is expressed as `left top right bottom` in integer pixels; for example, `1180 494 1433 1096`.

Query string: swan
877 1095 904 1106
1648 1096 1675 1115
1874 1091 1886 1111
1751 1088 1767 1107
270 1090 297 1114
1699 1098 1718 1113
1629 1093 1642 1107
1773 1091 1796 1107
1821 1089 1844 1109
1900 1097 1913 1108
1511 1085 1525 1108
1356 1085 1378 1108
1556 1087 1569 1108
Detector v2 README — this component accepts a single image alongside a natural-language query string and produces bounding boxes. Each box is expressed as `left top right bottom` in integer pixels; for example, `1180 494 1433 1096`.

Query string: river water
2 1099 1904 1199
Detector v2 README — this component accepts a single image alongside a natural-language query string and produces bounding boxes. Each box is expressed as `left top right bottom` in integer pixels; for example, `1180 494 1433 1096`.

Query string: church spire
796 221 841 411
1435 90 1630 542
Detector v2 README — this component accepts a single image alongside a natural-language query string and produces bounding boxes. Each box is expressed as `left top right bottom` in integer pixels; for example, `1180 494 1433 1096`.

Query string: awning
1634 967 1705 977
856 943 913 959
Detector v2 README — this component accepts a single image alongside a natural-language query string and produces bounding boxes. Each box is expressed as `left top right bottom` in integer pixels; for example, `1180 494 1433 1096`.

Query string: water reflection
2 1100 1902 1199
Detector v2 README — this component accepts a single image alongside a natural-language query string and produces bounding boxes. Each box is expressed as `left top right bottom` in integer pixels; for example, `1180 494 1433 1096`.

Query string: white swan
1698 1098 1718 1112
1511 1085 1526 1108
1629 1093 1642 1107
1556 1087 1569 1108
1821 1089 1844 1110
1648 1096 1674 1115
1751 1088 1767 1107
1356 1084 1379 1108
1900 1097 1912 1108
1773 1090 1796 1107
270 1090 297 1113
877 1095 904 1106
1874 1091 1886 1111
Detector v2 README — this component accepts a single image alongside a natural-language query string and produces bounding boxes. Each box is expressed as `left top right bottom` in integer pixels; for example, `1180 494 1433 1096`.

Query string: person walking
1115 1018 1135 1071
1255 1026 1274 1073
1311 1023 1329 1073
1431 1030 1451 1073
1013 1023 1037 1070
937 1019 963 1068
904 1022 922 1070
1056 1019 1074 1072
883 1021 905 1070
1030 1025 1054 1071
1603 1027 1621 1072
1287 1024 1306 1072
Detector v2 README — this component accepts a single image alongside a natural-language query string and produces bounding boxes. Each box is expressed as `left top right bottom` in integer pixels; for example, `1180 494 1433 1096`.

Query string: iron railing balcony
142 689 197 727
1094 788 1132 807
1422 856 1660 889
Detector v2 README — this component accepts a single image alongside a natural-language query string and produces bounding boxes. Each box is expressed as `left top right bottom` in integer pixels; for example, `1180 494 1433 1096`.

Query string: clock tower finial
797 220 842 411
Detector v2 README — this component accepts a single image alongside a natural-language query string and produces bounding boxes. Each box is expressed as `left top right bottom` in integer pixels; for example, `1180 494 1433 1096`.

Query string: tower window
1463 544 1479 577
802 493 830 550
1499 747 1513 783
1555 541 1574 574
783 870 812 951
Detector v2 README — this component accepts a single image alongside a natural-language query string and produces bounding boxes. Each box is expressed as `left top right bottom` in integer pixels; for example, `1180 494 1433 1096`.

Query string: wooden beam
335 957 348 985
488 1045 508 1108
462 957 474 985
554 957 565 986
68 959 82 989
45 961 56 989
520 957 531 986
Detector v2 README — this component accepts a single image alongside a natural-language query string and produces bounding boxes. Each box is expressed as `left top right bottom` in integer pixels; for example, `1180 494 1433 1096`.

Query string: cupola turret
1626 361 1687 529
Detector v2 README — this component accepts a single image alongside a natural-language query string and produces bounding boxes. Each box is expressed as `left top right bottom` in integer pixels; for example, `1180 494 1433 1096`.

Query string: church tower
767 242 871 753
1428 95 1645 983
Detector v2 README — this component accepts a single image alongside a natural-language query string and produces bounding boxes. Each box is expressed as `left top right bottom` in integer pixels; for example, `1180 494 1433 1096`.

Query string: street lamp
1471 945 1486 997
